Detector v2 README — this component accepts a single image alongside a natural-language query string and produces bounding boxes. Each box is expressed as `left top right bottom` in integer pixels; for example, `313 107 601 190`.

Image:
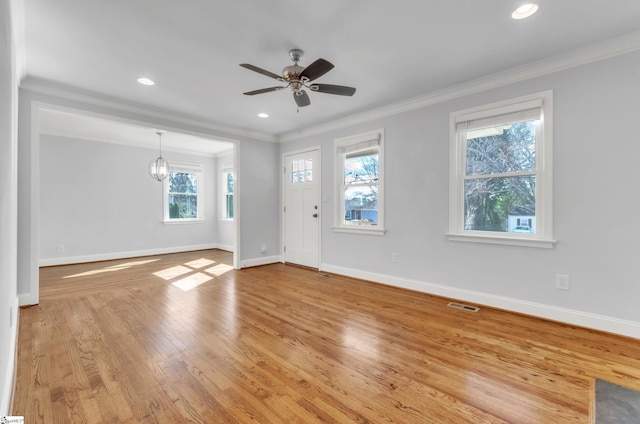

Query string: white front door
284 149 320 268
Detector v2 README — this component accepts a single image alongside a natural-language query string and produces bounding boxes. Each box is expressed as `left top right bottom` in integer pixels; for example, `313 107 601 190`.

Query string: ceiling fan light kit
240 49 356 107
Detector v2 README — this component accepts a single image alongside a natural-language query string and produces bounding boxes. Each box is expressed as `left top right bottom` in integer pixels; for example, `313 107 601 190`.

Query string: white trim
279 31 640 143
334 129 385 234
21 78 277 143
319 263 640 340
446 233 555 248
0 296 18 416
163 162 204 222
38 243 221 267
215 243 235 253
448 91 553 247
282 146 322 268
332 226 387 236
21 101 41 307
239 255 282 269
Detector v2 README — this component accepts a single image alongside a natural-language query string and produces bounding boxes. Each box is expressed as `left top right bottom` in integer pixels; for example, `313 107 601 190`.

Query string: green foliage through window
168 172 198 219
464 121 536 233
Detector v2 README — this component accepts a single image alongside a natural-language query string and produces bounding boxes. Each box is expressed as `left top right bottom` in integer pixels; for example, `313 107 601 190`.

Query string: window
448 91 554 248
222 169 234 220
334 129 385 235
164 163 204 222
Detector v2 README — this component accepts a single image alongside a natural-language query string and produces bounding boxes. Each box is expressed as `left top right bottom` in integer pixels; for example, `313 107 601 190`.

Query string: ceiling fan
240 49 356 107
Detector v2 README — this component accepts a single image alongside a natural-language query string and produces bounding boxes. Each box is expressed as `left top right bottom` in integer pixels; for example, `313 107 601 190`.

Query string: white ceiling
20 0 640 141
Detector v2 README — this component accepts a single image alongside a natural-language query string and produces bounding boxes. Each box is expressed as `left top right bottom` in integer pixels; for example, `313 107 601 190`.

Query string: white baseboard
214 243 235 253
239 255 281 269
320 263 640 340
38 243 223 267
1 296 19 416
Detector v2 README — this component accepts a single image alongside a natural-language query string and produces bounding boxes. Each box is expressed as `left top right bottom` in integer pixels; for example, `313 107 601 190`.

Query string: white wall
39 134 219 265
281 50 640 338
0 0 20 415
237 138 281 267
18 88 281 304
216 152 236 252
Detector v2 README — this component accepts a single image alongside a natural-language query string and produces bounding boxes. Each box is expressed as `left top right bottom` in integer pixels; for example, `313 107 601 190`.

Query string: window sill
219 219 235 224
447 232 555 248
163 219 205 225
332 226 387 236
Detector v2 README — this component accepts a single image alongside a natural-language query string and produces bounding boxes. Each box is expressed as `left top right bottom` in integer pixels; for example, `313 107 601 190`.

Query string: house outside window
334 129 385 235
448 91 554 248
164 163 204 222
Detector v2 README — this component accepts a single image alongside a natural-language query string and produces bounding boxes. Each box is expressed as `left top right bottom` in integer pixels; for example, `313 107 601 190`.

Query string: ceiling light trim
512 3 538 20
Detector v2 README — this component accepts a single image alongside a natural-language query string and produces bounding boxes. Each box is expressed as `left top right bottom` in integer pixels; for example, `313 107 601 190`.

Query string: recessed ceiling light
258 113 269 118
137 77 155 86
512 3 538 19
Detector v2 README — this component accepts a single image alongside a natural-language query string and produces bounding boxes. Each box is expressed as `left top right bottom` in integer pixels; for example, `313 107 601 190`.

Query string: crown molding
278 30 640 143
20 77 278 143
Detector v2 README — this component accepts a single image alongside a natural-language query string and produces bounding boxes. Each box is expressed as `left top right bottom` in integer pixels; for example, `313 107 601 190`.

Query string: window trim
448 91 555 248
333 129 386 235
163 162 204 224
220 166 234 222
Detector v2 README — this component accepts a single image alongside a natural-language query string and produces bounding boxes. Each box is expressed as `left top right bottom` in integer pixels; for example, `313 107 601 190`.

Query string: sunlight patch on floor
185 258 216 269
205 263 234 276
153 265 192 280
63 259 159 278
171 272 213 291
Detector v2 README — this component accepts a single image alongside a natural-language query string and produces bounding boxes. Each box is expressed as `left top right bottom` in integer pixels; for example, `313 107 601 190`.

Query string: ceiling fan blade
294 90 310 107
309 84 356 96
243 86 285 96
240 63 282 80
299 58 334 82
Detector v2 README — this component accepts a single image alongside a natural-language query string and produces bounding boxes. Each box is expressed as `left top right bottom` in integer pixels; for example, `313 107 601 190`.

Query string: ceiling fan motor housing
282 64 304 80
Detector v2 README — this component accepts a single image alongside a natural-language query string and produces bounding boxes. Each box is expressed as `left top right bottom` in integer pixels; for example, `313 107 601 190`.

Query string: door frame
281 146 322 268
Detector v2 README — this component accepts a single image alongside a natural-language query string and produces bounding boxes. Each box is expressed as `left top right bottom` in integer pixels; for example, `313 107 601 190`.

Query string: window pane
464 176 536 233
226 194 234 219
344 185 378 226
169 172 197 194
291 159 312 183
226 173 234 194
345 151 378 185
169 194 198 219
466 121 536 176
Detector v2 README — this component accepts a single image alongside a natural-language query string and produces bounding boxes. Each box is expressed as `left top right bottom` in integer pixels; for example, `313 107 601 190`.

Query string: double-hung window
222 169 234 220
334 129 385 235
164 162 204 222
448 91 554 247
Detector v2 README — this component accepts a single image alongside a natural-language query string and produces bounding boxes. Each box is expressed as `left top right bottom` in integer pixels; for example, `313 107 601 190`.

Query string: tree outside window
464 121 536 233
334 129 385 235
449 91 554 248
163 163 203 222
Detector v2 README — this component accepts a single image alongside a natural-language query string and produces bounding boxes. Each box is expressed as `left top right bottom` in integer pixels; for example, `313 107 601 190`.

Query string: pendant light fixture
149 130 169 181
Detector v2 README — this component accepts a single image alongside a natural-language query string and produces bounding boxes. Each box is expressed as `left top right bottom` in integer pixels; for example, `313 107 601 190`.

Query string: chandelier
149 130 169 181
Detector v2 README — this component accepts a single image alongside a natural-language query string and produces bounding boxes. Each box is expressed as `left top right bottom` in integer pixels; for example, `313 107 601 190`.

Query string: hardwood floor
11 249 640 423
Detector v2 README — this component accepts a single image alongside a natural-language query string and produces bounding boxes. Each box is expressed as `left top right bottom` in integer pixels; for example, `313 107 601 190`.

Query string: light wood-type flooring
11 249 640 423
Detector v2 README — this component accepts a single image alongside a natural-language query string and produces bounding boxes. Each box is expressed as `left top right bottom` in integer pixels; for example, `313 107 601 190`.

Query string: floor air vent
317 273 332 278
447 302 479 312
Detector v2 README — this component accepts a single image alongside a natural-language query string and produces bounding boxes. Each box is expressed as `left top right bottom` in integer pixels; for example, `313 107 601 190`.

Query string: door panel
284 150 319 268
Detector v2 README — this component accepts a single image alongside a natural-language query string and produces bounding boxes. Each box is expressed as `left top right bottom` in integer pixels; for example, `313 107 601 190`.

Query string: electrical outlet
391 253 398 263
555 274 570 290
57 244 65 253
